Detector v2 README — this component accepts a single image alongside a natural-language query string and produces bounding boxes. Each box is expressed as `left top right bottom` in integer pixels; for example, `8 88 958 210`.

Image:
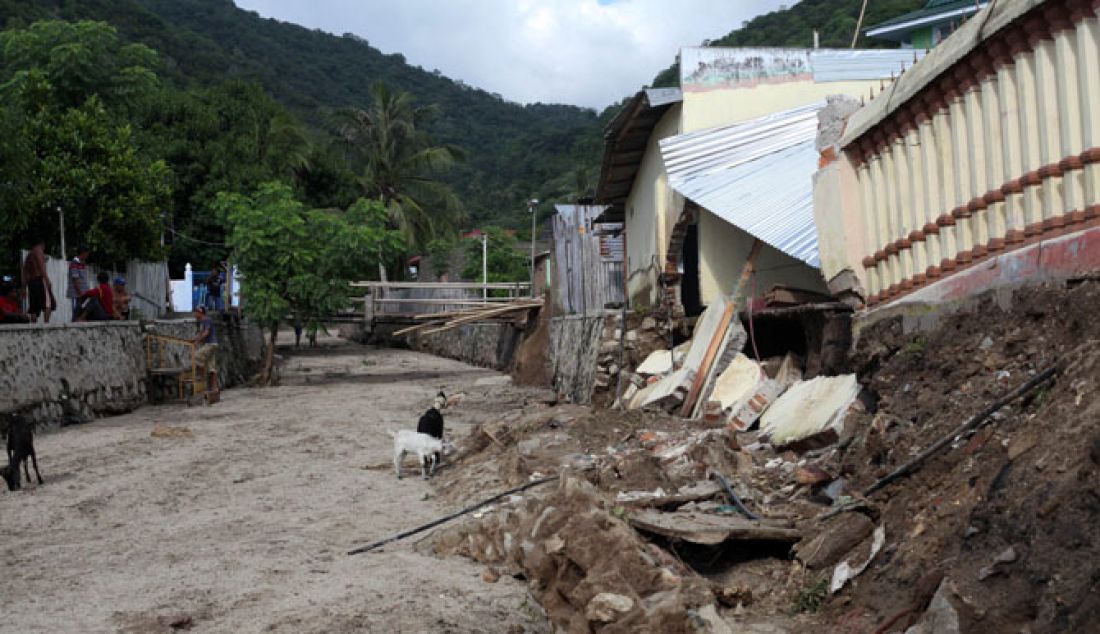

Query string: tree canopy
220 182 403 380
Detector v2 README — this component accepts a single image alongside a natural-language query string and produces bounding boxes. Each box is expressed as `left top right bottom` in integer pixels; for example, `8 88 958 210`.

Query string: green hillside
651 0 923 87
0 0 609 230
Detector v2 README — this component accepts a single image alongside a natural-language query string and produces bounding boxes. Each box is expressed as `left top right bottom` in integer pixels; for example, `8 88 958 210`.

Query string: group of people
2 240 134 325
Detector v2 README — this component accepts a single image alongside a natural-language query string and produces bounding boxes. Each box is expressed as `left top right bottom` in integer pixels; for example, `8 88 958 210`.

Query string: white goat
389 430 445 479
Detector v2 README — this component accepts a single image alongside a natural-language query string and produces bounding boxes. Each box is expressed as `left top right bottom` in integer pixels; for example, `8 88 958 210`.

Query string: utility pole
528 198 539 298
481 232 488 301
57 205 67 261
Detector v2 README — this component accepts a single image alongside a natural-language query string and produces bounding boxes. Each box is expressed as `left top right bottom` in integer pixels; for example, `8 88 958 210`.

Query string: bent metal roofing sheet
660 103 822 268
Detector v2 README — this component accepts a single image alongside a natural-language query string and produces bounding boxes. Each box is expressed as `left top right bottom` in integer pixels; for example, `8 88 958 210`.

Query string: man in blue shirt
192 306 220 400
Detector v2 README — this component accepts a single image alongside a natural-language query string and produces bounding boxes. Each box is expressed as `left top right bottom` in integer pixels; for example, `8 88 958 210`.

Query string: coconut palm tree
335 83 464 252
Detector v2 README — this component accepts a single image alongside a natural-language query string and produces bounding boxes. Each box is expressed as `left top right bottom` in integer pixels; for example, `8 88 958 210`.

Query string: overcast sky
235 0 789 110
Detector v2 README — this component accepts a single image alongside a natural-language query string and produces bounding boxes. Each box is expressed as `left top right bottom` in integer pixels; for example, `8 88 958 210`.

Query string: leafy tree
221 181 402 382
0 20 158 112
424 237 456 280
335 83 465 252
137 80 316 272
0 20 169 262
461 227 528 287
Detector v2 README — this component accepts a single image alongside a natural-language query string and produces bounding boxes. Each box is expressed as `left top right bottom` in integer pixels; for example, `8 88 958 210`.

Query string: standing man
205 263 224 313
21 238 55 323
67 245 91 320
192 306 220 402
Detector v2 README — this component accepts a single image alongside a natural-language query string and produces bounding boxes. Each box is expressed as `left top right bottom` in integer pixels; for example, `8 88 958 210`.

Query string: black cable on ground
347 474 559 555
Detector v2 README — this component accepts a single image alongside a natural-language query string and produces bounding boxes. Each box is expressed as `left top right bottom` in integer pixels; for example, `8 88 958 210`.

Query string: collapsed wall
0 316 264 428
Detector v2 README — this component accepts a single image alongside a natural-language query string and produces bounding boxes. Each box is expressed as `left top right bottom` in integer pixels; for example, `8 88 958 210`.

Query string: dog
390 430 446 480
2 415 43 492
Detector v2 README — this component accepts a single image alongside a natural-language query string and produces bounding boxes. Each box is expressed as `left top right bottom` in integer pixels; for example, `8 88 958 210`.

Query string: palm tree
335 84 465 252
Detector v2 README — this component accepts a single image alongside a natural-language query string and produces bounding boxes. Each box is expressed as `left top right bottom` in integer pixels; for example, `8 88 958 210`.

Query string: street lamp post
527 198 538 298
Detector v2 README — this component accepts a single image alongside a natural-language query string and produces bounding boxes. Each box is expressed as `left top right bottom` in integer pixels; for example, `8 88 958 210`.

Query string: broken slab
758 374 859 449
615 481 723 508
726 378 788 432
628 509 801 545
628 367 692 411
635 342 690 376
709 354 763 412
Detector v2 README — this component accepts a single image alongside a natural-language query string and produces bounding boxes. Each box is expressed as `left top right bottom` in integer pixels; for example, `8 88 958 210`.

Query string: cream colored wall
624 105 682 292
697 209 827 306
813 159 869 290
682 80 880 132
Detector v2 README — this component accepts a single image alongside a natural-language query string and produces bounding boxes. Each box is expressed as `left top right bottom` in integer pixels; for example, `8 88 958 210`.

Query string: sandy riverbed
1 337 549 633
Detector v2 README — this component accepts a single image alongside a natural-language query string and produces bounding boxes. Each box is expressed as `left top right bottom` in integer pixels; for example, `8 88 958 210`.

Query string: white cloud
234 0 788 109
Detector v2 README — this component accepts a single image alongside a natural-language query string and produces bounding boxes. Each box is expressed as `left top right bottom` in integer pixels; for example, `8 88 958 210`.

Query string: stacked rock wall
0 316 264 429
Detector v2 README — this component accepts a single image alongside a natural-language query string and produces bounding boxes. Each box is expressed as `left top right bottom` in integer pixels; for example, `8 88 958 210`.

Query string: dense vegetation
0 0 611 239
651 0 923 87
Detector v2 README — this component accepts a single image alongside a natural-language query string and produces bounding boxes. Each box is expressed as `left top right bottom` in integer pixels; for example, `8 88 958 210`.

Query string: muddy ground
0 336 552 633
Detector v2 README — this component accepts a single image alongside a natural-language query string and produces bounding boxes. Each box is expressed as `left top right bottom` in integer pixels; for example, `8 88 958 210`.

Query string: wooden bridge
344 281 542 335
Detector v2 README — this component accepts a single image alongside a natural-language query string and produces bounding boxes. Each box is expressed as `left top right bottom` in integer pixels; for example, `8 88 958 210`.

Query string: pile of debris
421 280 1100 632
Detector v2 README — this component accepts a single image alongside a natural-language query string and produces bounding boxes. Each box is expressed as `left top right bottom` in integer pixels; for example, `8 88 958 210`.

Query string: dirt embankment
430 280 1100 633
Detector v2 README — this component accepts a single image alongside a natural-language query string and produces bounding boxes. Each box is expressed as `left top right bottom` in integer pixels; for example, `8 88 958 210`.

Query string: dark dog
416 391 447 464
2 415 44 491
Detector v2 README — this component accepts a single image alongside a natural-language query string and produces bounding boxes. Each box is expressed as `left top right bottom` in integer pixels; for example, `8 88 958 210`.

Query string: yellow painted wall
697 209 827 306
624 104 682 306
682 79 880 132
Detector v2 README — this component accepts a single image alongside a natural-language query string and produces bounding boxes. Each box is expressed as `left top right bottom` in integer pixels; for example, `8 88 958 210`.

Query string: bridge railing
350 281 533 320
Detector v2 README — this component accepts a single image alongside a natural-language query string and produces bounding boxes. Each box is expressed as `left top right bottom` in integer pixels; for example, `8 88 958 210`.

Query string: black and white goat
2 415 44 492
416 391 447 464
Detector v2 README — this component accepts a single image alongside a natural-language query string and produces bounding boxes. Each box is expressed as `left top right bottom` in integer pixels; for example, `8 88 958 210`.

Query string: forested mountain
651 0 922 87
0 0 610 231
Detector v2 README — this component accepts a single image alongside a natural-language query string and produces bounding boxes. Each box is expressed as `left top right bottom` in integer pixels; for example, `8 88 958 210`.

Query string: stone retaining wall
410 322 524 371
0 316 264 429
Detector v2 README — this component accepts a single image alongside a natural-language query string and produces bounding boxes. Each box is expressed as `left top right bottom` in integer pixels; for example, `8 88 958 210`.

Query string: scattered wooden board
628 508 801 545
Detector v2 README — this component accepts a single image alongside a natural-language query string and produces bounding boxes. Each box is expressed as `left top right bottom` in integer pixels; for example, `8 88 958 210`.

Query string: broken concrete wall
412 322 523 371
0 317 265 428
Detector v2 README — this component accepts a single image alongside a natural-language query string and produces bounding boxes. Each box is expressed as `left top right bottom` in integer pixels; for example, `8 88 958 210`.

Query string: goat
416 391 447 465
2 415 43 492
389 430 445 480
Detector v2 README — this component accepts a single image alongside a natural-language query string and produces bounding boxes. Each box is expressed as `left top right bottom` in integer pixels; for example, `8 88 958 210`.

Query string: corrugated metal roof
660 103 822 268
809 49 927 82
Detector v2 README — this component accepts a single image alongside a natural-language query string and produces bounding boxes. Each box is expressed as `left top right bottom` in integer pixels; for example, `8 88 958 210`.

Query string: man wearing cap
112 277 131 320
192 306 220 400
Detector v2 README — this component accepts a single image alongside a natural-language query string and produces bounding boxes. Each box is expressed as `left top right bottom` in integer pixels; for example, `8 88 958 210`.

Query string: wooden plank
682 240 763 418
418 302 542 335
351 281 531 290
392 322 444 336
628 509 801 545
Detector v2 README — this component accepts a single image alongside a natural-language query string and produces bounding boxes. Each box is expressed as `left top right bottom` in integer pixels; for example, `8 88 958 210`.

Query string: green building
865 0 989 49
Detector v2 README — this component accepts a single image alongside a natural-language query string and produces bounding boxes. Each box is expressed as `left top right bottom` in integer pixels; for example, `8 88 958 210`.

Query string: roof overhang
594 88 682 222
660 102 823 268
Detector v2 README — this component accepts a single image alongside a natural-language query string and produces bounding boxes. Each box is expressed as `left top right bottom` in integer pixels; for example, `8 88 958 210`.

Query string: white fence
20 252 170 323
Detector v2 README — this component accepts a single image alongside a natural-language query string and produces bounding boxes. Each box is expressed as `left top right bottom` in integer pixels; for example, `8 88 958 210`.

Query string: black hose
347 474 559 555
711 472 760 520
